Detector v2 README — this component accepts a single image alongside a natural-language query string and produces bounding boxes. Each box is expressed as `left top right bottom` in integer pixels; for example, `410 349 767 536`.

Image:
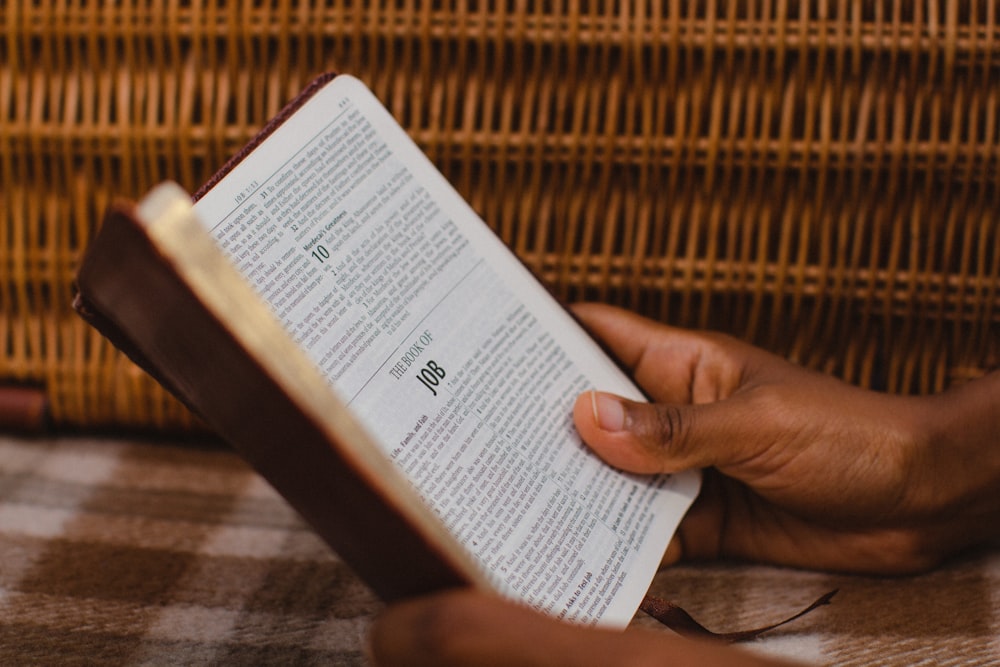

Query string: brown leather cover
192 72 338 201
74 199 471 603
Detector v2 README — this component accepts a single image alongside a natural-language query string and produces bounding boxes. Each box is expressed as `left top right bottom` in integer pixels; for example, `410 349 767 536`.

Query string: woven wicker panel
2 2 998 430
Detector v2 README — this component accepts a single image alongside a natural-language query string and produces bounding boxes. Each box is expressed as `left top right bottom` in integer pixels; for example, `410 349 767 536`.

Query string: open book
75 73 700 627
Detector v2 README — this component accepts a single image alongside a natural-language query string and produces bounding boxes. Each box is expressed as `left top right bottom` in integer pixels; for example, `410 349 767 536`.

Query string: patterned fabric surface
0 434 997 666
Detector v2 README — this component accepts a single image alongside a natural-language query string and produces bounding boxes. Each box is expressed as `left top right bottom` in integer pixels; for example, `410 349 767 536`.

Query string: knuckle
653 404 681 443
646 404 691 458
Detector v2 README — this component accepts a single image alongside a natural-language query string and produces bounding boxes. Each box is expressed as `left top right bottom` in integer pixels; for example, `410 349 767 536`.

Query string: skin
368 589 796 667
369 303 1000 666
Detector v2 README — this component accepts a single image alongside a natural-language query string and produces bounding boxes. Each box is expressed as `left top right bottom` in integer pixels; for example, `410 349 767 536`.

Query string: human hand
572 303 1000 574
368 589 798 667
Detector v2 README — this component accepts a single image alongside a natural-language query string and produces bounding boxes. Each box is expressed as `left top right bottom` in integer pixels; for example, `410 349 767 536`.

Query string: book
74 73 700 627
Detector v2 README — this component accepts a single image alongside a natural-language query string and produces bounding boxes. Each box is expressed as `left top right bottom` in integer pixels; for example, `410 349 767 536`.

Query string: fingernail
590 391 625 432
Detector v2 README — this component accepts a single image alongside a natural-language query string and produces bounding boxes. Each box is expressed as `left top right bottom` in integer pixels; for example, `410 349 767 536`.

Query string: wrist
918 372 1000 545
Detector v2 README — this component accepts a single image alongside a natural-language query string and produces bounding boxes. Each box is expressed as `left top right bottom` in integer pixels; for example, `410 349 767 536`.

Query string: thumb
573 390 742 474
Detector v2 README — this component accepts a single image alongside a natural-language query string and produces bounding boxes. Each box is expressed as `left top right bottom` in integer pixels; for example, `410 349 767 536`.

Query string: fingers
570 302 666 372
368 589 795 667
573 390 754 474
661 534 685 566
369 589 616 667
570 302 747 405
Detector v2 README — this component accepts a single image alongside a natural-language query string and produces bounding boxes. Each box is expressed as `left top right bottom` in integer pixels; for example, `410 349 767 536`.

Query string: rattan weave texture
2 2 998 430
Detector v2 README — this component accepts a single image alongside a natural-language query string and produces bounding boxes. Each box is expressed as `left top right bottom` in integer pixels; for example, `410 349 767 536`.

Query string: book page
193 75 699 627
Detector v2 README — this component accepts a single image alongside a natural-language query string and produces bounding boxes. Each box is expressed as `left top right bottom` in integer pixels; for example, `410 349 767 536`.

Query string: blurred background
2 1 998 432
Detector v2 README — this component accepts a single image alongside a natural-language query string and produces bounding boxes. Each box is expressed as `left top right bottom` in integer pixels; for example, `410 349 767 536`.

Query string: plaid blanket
1 434 997 665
